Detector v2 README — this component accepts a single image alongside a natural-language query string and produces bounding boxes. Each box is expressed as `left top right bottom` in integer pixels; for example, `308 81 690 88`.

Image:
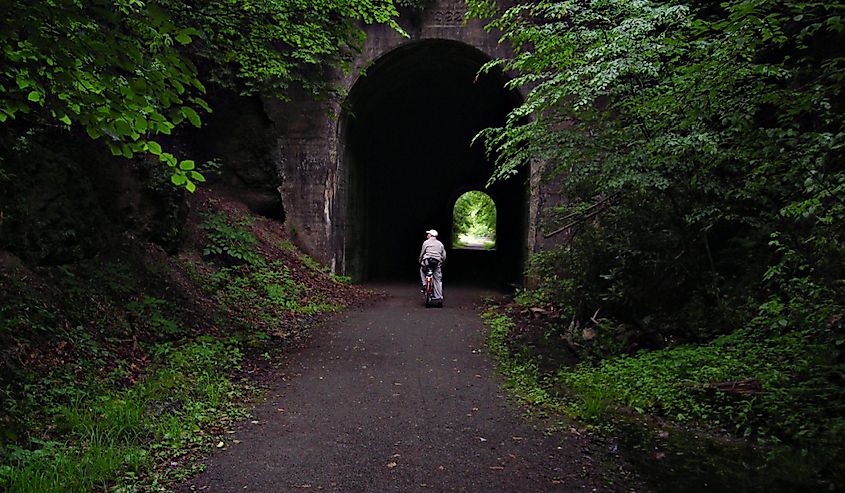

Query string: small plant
201 158 223 178
276 240 297 252
245 330 271 348
332 274 352 285
299 254 329 273
92 261 135 296
126 296 183 337
199 213 264 267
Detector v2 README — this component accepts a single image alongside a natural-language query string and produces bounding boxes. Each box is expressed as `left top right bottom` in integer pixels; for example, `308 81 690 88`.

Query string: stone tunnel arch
335 39 528 287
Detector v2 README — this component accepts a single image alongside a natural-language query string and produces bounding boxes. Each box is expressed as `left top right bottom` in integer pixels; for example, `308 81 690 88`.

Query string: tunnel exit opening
336 39 527 287
452 190 496 251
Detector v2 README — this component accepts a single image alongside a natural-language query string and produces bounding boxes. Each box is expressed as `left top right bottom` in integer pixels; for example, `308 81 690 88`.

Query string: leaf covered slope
0 188 371 492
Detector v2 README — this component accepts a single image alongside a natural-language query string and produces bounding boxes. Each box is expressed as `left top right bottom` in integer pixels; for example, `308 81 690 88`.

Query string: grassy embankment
482 297 845 492
0 191 358 492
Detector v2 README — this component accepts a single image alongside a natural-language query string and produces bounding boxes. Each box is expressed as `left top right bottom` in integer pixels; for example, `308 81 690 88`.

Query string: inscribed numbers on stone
431 9 466 27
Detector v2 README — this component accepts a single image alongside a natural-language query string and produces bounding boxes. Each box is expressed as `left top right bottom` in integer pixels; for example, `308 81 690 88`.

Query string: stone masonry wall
262 1 551 277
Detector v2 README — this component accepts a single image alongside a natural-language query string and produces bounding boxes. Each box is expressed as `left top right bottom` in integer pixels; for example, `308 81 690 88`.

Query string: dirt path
178 285 641 492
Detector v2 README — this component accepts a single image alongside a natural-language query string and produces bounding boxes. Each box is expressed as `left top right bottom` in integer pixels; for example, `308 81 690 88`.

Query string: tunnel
337 39 528 287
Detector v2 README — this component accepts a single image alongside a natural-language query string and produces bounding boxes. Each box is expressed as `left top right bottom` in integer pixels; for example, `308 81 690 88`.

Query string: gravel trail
178 284 639 492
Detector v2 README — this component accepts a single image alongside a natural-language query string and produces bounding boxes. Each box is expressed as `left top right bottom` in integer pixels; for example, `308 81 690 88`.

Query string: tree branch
543 192 619 238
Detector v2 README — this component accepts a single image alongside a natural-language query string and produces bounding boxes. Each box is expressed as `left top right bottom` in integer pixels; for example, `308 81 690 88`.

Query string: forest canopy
468 0 844 344
0 0 400 190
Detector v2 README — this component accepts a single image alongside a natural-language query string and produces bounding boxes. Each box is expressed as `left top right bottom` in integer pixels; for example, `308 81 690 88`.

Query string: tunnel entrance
338 40 527 287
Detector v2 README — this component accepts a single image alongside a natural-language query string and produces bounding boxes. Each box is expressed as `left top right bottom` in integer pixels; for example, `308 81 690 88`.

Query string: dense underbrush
483 301 845 491
0 190 365 492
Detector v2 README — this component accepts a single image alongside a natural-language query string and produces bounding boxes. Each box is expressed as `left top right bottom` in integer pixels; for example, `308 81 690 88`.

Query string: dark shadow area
338 40 527 288
183 88 285 221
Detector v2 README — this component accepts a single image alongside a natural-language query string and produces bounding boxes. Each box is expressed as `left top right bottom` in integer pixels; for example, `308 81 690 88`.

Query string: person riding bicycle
419 229 447 302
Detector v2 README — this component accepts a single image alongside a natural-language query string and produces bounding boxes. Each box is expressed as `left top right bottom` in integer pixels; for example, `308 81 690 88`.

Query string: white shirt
419 237 446 263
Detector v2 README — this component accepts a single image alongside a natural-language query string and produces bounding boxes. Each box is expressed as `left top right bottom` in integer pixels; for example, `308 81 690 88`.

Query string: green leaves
0 0 211 190
1 0 399 192
181 107 201 127
170 160 205 192
199 212 264 267
174 28 200 45
471 0 845 405
168 160 204 193
147 141 162 156
155 0 399 100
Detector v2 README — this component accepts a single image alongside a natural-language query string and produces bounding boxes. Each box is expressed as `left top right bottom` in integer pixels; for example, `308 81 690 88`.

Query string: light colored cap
426 229 438 237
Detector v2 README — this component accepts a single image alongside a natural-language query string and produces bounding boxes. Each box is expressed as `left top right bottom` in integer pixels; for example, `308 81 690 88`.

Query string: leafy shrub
217 263 300 310
483 306 845 487
333 274 352 285
199 213 264 267
126 296 183 338
299 254 329 274
468 0 845 364
212 261 339 320
561 324 845 477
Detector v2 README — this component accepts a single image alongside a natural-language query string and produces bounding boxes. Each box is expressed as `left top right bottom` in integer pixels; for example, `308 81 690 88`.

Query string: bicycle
421 258 443 308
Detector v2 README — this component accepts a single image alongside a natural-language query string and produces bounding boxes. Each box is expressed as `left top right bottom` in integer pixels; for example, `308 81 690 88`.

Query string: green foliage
276 240 298 252
0 288 58 342
299 253 330 274
212 261 339 319
452 191 497 249
223 264 303 312
165 0 402 98
0 0 399 189
1 195 356 491
333 274 353 285
468 0 845 346
482 306 845 487
199 213 264 267
126 296 183 337
481 309 561 411
560 325 845 483
394 0 433 10
0 338 247 493
0 0 208 191
474 0 845 478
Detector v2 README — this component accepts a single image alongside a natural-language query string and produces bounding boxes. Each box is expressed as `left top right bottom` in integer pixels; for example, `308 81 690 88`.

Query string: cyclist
419 229 447 302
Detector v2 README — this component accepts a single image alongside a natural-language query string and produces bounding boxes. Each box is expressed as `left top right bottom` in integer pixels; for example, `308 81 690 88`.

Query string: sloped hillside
0 186 372 492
